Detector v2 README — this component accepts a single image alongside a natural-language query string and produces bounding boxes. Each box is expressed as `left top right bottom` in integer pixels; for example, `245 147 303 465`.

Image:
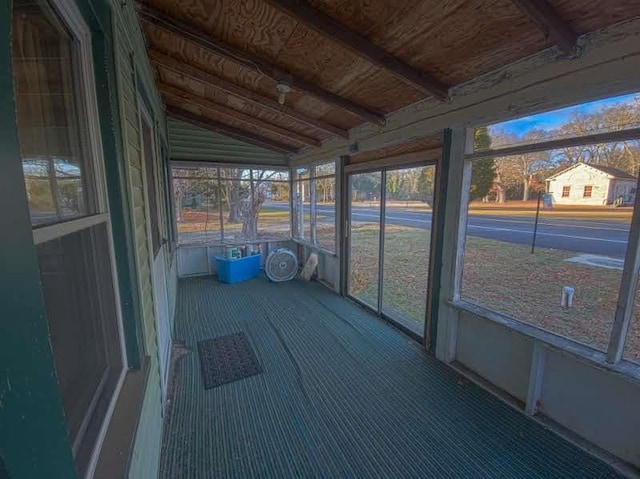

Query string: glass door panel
381 166 434 330
348 171 382 309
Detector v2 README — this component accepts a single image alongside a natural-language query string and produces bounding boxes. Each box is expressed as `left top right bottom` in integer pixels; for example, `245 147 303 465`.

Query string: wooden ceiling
137 0 640 156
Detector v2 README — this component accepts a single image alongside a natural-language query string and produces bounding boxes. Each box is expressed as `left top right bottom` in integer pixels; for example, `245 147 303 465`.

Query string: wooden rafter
158 83 321 148
262 0 449 101
165 105 300 154
509 0 578 54
137 3 387 126
149 50 349 139
147 50 349 139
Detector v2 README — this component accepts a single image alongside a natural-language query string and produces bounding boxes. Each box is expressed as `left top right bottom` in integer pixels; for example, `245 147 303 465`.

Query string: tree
417 167 435 204
490 129 551 201
470 127 495 201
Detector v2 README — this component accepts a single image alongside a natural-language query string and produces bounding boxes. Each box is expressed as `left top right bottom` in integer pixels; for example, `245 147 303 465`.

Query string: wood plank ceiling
136 0 640 156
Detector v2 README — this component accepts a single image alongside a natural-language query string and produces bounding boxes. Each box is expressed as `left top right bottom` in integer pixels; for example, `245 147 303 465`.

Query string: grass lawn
354 199 634 222
468 200 634 221
177 208 291 244
349 223 640 362
349 224 430 323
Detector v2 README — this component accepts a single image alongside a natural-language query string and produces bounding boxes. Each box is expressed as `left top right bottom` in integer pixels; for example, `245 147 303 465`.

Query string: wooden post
525 343 546 415
432 127 470 361
310 166 317 245
339 155 350 297
606 171 640 363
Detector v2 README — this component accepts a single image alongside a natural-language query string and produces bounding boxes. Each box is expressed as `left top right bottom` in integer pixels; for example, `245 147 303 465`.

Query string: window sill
448 299 640 384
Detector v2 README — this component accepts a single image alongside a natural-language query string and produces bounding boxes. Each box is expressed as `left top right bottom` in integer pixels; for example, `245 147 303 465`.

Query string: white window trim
292 160 338 253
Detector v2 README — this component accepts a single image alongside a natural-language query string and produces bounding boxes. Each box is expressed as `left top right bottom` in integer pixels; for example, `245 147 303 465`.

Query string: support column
607 170 640 363
431 127 470 361
338 155 349 296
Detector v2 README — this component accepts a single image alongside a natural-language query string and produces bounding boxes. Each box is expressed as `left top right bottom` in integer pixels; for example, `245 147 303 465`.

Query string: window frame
449 102 640 373
562 186 571 197
172 163 292 245
14 0 128 474
291 159 338 255
583 185 593 198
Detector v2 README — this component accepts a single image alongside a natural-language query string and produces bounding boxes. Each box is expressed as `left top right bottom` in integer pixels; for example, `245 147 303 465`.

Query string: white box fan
264 248 298 282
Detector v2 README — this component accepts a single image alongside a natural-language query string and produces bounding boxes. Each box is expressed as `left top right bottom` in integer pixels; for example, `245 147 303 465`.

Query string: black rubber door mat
197 332 263 389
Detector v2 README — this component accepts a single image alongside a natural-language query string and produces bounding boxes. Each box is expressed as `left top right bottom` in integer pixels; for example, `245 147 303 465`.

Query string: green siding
169 119 290 166
128 363 163 476
110 0 170 476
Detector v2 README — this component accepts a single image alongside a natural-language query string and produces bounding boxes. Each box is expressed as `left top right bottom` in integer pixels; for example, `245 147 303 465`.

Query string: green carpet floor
160 275 625 478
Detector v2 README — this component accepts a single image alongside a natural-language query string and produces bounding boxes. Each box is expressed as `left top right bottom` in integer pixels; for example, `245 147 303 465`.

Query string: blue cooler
215 254 261 284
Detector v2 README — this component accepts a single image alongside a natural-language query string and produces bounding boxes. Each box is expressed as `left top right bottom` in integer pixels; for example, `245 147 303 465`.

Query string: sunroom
2 1 640 478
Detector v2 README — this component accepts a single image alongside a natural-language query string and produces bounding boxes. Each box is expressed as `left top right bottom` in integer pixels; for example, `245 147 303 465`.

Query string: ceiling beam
165 105 300 154
262 0 449 101
158 82 321 148
509 0 578 54
137 3 386 126
148 50 349 140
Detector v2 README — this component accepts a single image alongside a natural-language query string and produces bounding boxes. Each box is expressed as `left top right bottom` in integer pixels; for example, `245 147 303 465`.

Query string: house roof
547 162 637 181
135 0 640 156
587 164 636 180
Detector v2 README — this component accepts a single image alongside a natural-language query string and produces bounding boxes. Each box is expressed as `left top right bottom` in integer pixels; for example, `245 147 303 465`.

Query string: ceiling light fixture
276 81 292 105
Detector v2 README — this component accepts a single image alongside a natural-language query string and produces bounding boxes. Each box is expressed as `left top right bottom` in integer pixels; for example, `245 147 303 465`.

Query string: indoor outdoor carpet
160 275 627 479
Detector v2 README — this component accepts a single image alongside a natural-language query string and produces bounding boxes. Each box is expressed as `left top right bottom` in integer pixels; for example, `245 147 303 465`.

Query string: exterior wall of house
547 166 612 205
1 0 175 476
0 3 78 477
110 0 175 476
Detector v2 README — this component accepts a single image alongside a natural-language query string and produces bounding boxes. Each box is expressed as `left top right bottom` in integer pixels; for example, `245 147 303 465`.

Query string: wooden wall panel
306 0 426 45
157 68 330 141
550 0 640 35
350 135 443 164
144 22 360 131
394 0 547 85
144 0 297 59
140 0 640 153
275 26 422 113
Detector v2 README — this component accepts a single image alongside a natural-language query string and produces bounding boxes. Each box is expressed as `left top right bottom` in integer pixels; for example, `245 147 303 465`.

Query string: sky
489 93 638 138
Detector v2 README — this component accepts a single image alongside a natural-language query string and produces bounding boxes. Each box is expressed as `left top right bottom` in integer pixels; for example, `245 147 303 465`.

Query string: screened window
12 0 124 474
462 95 640 362
14 0 96 226
173 166 290 244
293 161 336 252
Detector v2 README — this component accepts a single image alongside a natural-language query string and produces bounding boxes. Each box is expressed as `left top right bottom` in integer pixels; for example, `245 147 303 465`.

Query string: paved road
264 203 631 258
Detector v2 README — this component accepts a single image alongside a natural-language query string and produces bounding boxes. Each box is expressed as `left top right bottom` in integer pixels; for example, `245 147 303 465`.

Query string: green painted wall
0 1 78 477
109 1 170 476
169 118 289 166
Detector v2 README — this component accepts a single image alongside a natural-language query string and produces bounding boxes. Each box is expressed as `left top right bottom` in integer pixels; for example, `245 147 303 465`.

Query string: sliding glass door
347 165 435 336
347 171 382 309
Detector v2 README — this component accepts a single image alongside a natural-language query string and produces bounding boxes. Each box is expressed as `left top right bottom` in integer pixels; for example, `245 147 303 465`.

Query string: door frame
343 158 440 340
